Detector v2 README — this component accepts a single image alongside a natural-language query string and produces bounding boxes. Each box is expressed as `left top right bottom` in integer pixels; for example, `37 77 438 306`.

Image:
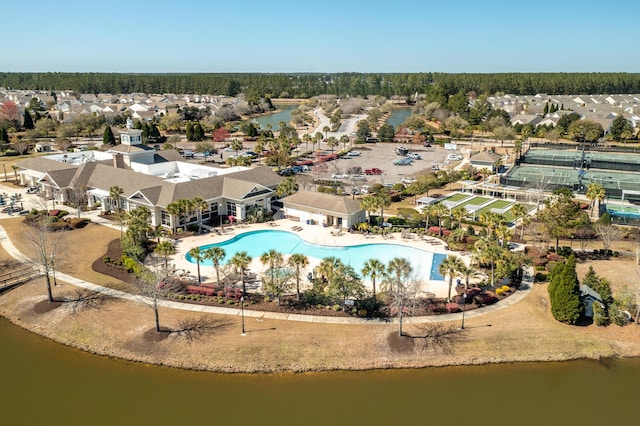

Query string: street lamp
461 293 467 329
240 296 246 336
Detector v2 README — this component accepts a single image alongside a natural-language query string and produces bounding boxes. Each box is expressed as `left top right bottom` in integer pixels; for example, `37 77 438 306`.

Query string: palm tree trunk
154 306 161 332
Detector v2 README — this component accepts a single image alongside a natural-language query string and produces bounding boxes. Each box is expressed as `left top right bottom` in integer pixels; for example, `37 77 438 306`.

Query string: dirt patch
387 332 415 353
142 328 171 343
33 299 63 314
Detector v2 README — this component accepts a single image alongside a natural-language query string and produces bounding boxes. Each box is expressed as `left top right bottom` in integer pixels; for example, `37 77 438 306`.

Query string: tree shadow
406 323 468 354
63 289 116 315
166 317 232 343
33 299 64 314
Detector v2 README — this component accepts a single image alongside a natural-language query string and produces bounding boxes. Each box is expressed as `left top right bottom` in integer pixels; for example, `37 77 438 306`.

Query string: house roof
579 284 603 302
281 191 363 215
470 151 502 163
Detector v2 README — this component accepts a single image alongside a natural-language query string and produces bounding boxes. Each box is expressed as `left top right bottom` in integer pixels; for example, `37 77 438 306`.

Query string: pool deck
166 219 464 299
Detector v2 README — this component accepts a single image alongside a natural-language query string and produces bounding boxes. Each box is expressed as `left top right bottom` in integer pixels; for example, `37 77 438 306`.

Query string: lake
386 107 413 129
250 104 299 130
1 316 636 425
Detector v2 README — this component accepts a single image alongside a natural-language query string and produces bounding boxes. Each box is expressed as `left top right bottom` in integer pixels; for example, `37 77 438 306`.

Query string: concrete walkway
0 219 534 325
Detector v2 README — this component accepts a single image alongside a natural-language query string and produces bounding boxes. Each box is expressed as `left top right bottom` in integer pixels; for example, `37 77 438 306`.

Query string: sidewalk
0 220 534 325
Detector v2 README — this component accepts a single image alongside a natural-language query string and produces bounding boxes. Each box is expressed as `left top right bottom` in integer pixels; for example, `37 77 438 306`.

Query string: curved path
0 223 533 325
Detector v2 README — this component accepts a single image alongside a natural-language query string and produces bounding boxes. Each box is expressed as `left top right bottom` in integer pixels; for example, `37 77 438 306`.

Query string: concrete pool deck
165 218 470 299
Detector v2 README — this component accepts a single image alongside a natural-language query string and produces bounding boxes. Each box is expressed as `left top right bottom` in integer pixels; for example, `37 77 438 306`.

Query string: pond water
250 104 298 130
386 107 413 129
1 316 637 425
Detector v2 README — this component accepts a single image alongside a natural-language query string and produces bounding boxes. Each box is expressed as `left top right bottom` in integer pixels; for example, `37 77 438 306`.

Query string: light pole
240 296 245 336
461 293 467 329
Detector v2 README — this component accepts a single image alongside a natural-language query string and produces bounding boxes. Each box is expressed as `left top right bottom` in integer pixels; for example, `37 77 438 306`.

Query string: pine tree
0 127 8 143
102 125 116 146
543 103 549 115
548 255 583 324
23 110 34 130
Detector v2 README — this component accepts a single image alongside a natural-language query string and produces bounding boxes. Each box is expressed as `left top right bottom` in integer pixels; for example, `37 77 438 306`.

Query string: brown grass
1 214 640 373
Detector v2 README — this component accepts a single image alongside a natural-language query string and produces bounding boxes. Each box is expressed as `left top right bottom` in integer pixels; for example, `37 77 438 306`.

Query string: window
161 210 171 226
226 202 236 217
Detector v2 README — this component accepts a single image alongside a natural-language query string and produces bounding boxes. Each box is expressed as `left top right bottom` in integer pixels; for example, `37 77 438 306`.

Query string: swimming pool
187 230 445 281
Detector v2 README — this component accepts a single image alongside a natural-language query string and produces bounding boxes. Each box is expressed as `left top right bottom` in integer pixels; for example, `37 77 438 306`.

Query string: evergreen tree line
3 72 640 99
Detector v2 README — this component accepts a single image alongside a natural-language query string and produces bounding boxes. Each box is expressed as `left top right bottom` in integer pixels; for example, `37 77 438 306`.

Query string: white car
407 153 421 160
401 177 417 184
331 174 348 179
446 153 463 161
347 151 361 157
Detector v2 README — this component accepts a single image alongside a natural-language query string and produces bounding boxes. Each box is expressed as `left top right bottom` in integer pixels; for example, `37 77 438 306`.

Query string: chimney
113 153 125 169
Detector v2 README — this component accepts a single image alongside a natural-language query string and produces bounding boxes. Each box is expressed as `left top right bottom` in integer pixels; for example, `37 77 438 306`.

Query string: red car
365 168 383 175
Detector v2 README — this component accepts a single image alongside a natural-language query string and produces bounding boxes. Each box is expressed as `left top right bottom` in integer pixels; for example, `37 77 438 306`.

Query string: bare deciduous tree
24 211 67 303
594 223 624 253
135 266 181 333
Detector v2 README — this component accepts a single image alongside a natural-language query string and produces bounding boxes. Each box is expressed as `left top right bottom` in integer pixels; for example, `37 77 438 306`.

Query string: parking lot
177 139 467 194
299 142 465 192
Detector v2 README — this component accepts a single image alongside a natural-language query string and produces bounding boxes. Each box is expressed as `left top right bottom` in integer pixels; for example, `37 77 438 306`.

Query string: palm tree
473 237 502 287
422 204 436 233
431 203 449 237
229 139 243 158
510 203 527 239
451 206 467 230
495 224 512 248
458 264 482 290
301 133 311 152
166 201 184 234
326 136 338 152
340 135 350 150
288 253 308 300
361 258 385 301
11 164 19 183
374 190 392 228
192 196 208 234
260 249 284 290
386 257 413 294
108 185 123 214
438 255 465 302
586 182 605 219
276 177 299 197
154 240 176 269
322 125 330 140
188 246 205 285
315 257 341 289
203 246 226 288
229 251 252 295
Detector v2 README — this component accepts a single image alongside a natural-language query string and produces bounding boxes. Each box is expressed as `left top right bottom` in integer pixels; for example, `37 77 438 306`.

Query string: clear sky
4 0 640 73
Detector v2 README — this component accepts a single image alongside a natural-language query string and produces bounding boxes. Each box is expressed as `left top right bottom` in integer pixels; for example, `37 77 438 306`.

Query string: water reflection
1 317 636 425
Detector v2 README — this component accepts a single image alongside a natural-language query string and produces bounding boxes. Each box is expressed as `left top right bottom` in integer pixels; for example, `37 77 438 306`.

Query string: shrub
501 285 510 292
121 255 144 274
103 255 111 264
332 304 341 311
496 288 504 296
445 303 460 313
535 272 548 282
226 300 235 305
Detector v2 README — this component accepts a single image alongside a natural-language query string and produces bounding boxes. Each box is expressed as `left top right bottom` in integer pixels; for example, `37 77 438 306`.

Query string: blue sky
4 0 640 73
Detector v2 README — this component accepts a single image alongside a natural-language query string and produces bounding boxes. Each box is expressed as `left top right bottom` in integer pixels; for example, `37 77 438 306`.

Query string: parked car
182 150 194 159
360 185 370 194
446 153 463 161
26 186 39 194
395 146 409 156
331 173 348 179
394 158 413 166
347 151 361 157
401 177 417 184
365 168 383 175
407 153 421 160
351 188 360 195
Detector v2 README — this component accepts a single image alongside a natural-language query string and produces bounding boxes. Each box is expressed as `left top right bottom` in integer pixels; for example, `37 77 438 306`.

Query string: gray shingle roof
281 191 363 215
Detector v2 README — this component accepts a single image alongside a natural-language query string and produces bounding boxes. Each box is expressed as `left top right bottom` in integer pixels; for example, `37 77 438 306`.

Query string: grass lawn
442 192 470 203
460 196 490 206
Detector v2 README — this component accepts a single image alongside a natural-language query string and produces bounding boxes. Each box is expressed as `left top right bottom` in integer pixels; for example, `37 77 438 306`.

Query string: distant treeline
3 72 640 98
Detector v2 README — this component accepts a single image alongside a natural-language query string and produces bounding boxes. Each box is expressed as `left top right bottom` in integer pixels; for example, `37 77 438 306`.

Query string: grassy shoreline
1 218 639 374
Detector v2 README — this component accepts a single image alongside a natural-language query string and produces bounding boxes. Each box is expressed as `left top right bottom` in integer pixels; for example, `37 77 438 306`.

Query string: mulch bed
33 299 63 314
91 239 136 285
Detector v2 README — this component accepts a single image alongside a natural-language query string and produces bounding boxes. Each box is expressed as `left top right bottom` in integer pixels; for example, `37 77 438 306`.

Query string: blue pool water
187 230 445 281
